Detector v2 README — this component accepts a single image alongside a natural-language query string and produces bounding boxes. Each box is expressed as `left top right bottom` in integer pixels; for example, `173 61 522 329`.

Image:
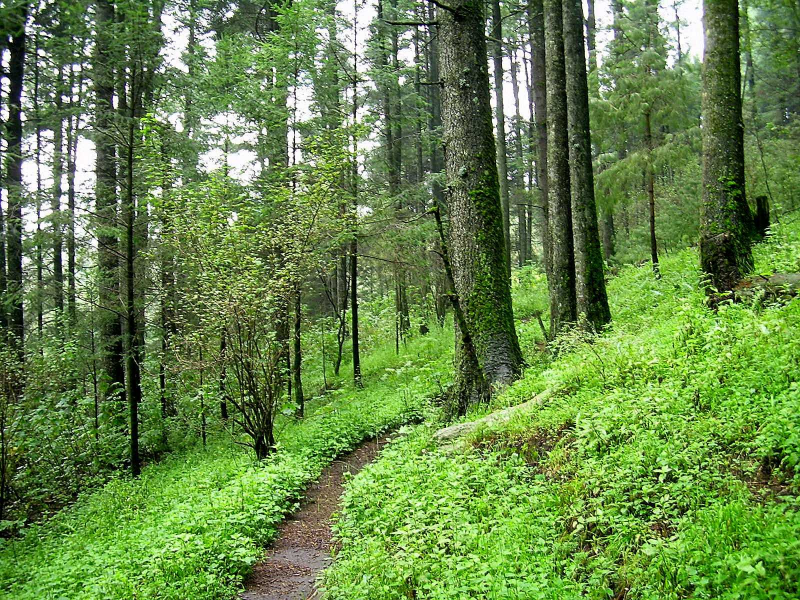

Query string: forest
0 0 799 597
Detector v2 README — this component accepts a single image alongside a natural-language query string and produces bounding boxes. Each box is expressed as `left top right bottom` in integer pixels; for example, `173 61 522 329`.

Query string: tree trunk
427 2 448 326
529 0 549 278
413 19 425 188
34 46 44 340
219 330 229 420
510 51 528 266
334 258 347 376
4 2 27 354
544 0 577 337
124 119 142 477
700 0 754 292
585 0 598 75
600 210 616 260
293 282 304 417
95 0 125 406
563 0 611 330
276 298 291 398
586 0 614 265
673 0 683 62
438 0 523 390
378 0 410 341
432 191 489 416
604 0 626 262
645 109 660 277
0 168 6 333
350 237 362 387
491 0 512 275
350 19 363 389
754 196 770 237
66 61 81 326
0 33 6 335
159 158 176 420
52 66 65 322
741 0 775 210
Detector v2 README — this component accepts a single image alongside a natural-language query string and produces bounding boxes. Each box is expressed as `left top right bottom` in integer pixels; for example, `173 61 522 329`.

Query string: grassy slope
323 221 800 600
0 327 453 600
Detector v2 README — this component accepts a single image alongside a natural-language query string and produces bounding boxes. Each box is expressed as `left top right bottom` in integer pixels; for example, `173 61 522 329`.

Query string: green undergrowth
0 327 453 600
323 221 800 599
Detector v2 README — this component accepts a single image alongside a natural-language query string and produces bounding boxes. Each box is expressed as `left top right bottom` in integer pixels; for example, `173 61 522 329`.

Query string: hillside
322 221 800 599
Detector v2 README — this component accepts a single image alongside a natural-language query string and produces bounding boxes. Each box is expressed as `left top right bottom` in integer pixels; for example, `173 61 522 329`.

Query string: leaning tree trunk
438 0 523 392
544 0 577 337
700 0 755 293
563 0 610 330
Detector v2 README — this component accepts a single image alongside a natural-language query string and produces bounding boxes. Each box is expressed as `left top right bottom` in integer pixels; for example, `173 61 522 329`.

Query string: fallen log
434 389 554 444
734 273 800 303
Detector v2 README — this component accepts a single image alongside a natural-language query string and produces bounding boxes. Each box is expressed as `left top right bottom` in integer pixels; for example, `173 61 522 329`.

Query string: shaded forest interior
0 0 799 598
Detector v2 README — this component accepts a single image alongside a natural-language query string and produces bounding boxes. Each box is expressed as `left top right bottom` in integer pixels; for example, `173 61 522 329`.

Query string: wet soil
240 436 388 600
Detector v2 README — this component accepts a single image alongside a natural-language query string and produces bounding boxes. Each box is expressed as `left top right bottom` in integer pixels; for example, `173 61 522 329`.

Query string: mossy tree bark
544 0 576 337
563 0 611 330
438 0 523 392
700 0 755 292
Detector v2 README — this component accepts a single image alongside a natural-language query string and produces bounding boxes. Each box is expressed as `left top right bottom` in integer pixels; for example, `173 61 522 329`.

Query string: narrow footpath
241 436 389 600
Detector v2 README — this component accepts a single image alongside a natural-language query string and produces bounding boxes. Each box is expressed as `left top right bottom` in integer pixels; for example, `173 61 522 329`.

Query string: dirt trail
240 436 388 600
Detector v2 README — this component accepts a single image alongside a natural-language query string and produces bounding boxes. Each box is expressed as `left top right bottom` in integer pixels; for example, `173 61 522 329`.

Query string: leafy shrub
0 327 452 599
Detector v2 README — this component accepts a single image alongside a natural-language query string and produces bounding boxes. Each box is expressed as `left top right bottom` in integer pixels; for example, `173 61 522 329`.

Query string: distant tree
3 2 28 357
93 0 125 407
490 0 512 275
528 0 549 277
